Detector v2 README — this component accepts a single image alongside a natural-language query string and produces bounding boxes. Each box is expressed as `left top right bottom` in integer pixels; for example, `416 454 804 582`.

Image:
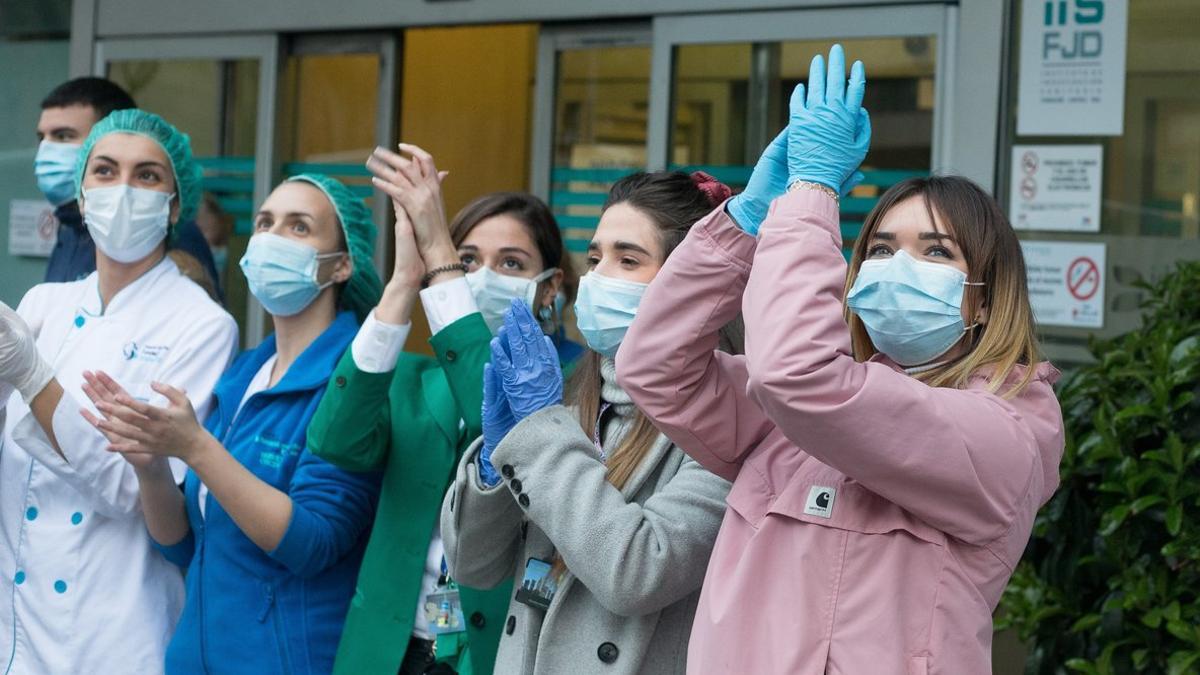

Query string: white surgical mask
82 185 173 263
466 266 558 335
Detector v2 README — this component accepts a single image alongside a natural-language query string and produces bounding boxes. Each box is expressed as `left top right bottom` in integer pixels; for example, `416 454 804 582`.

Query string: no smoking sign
1067 257 1100 301
1021 241 1106 329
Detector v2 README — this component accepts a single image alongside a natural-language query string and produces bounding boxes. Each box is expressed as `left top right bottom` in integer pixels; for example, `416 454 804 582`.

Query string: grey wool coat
440 361 730 675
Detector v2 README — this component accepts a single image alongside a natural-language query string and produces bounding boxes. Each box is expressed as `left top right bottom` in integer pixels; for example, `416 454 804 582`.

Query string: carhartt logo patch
804 486 836 518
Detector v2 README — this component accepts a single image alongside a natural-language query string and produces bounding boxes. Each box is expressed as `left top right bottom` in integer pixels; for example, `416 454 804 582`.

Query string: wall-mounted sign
1017 0 1128 136
7 199 57 257
1010 144 1102 232
1021 240 1106 329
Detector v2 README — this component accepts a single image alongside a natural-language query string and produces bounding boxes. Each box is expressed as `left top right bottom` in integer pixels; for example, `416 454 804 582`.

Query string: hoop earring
537 301 558 334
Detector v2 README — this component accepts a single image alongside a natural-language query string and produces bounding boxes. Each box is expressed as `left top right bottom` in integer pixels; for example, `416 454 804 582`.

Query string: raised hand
491 299 563 421
372 201 425 326
786 44 871 193
366 143 459 270
391 200 425 290
727 129 788 236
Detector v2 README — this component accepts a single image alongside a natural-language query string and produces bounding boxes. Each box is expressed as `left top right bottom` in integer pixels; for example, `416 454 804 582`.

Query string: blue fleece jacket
155 311 380 674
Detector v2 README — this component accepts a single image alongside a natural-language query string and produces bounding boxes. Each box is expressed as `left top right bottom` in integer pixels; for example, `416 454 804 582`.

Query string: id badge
514 557 559 611
424 587 466 635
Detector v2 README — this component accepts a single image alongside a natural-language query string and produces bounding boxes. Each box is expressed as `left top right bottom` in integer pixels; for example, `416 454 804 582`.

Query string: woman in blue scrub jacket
81 173 383 674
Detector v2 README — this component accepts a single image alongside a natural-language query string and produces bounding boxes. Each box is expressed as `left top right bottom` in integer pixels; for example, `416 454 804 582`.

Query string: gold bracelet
787 180 839 205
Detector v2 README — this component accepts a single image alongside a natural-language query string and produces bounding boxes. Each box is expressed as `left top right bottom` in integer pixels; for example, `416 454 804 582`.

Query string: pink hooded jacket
616 190 1064 675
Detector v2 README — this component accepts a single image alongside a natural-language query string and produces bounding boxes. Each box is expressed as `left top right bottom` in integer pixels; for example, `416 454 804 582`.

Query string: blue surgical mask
846 250 983 367
35 140 82 207
240 232 345 317
466 266 557 335
574 271 648 358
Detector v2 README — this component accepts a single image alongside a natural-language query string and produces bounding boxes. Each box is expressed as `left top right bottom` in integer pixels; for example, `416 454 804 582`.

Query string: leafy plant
999 261 1200 675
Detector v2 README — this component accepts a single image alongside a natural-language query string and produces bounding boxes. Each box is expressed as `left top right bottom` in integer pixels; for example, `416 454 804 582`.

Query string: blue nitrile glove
727 129 788 236
729 129 865 235
787 44 872 193
479 358 514 487
492 299 563 421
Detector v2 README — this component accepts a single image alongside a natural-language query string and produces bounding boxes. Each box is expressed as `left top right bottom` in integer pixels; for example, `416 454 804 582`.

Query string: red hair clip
690 171 732 207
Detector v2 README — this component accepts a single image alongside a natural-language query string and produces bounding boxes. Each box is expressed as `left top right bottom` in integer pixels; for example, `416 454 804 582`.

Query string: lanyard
591 402 612 460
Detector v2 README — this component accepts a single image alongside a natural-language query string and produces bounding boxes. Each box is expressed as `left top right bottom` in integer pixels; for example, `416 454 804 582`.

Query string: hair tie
690 171 732 208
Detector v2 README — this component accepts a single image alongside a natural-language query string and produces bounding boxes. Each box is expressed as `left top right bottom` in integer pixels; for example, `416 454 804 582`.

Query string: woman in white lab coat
0 109 238 675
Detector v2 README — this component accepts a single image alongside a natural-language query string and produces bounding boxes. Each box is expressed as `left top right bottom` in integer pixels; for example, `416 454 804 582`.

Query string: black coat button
334 375 347 387
470 611 486 628
445 350 457 362
597 642 619 663
518 494 530 508
505 615 516 635
510 479 523 493
501 464 515 479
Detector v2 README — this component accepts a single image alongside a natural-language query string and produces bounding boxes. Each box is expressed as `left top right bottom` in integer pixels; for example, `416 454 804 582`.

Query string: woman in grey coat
440 171 734 675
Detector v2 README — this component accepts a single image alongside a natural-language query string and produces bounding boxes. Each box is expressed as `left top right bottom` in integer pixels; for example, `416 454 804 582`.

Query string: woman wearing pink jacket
617 45 1064 674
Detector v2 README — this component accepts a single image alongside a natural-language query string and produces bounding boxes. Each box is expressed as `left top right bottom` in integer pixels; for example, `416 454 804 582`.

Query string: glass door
650 4 951 258
531 24 652 270
94 35 280 344
278 33 398 276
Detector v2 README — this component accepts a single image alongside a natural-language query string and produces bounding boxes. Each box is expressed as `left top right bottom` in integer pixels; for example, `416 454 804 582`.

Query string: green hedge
1000 261 1200 675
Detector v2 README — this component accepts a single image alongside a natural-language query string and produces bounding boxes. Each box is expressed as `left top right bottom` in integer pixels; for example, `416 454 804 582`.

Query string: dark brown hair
42 77 135 119
448 192 577 305
844 175 1039 396
602 171 727 262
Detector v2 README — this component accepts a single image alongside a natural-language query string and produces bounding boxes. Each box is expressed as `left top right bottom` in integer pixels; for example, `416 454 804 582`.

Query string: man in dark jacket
34 77 220 295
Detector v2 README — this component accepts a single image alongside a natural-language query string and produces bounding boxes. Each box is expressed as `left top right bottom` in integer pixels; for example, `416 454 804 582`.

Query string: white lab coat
0 257 238 675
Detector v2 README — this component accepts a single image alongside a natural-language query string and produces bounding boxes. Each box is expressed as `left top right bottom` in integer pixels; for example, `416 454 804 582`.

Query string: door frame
287 32 400 276
647 4 954 172
530 22 653 201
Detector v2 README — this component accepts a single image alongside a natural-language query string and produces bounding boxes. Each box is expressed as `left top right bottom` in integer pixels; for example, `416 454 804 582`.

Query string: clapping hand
786 44 871 193
0 301 53 403
491 299 563 421
478 360 516 487
367 143 456 324
366 143 458 270
477 300 563 487
727 129 789 236
79 370 208 465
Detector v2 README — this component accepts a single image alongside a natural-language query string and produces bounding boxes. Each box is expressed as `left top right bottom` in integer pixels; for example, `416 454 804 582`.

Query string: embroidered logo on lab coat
804 486 836 519
122 342 170 363
255 435 302 469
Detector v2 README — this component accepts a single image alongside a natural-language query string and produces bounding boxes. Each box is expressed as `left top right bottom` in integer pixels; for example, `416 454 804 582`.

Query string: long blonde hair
843 176 1040 397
